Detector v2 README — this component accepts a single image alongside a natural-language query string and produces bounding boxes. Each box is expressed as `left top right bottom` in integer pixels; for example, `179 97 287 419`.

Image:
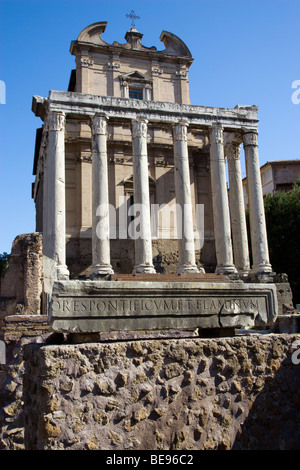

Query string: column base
238 269 250 279
91 264 114 278
249 265 275 283
177 264 202 274
57 265 70 281
133 264 156 274
251 263 273 274
216 264 238 275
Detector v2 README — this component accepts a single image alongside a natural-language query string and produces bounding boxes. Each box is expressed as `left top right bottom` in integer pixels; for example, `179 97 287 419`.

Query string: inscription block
49 280 278 333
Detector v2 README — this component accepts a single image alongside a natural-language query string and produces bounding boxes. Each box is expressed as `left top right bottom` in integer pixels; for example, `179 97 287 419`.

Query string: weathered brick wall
23 334 300 450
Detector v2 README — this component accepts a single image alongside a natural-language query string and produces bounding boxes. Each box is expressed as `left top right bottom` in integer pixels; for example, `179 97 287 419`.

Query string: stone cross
126 10 140 28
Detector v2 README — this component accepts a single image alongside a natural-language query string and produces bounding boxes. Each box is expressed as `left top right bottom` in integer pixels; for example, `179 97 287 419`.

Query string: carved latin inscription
51 296 261 316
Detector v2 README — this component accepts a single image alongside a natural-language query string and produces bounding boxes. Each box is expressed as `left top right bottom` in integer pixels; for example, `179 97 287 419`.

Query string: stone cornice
32 91 259 131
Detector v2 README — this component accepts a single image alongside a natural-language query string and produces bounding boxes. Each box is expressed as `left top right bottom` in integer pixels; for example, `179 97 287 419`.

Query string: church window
129 87 143 100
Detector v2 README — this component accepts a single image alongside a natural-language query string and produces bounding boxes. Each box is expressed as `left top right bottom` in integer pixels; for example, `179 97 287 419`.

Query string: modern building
243 159 300 207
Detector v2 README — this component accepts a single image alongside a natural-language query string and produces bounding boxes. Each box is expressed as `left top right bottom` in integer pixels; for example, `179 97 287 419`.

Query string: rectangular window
129 88 143 100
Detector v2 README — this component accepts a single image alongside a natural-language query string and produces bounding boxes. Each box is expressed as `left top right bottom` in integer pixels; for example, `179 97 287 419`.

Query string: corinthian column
132 117 155 273
226 142 250 276
243 130 272 274
47 111 69 280
210 124 237 274
173 119 200 273
91 114 113 277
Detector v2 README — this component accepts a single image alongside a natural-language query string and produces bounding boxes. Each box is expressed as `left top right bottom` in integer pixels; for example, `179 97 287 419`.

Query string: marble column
173 119 200 273
226 142 250 276
47 111 69 280
243 130 272 274
209 124 237 274
91 114 113 277
132 117 155 273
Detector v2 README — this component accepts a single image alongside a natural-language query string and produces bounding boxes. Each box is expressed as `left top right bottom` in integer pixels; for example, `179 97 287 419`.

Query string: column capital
210 123 224 144
48 111 65 132
242 129 258 147
91 114 108 135
226 142 240 161
132 117 148 139
173 119 189 142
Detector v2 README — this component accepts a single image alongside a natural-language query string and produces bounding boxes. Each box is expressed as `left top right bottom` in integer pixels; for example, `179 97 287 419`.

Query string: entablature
32 91 259 132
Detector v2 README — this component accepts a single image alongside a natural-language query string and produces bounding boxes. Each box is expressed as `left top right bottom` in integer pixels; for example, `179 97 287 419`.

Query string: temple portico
33 90 272 288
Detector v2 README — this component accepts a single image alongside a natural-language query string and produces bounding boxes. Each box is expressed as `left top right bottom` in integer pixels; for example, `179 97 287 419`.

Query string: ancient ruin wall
23 334 300 450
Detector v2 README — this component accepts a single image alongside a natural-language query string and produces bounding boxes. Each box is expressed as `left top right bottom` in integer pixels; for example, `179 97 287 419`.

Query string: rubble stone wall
23 334 300 450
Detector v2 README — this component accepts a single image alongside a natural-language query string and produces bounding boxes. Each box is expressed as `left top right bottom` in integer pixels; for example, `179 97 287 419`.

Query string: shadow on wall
232 339 300 450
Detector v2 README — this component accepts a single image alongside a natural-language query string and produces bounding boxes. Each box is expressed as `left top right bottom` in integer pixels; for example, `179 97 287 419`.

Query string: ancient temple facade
32 22 273 302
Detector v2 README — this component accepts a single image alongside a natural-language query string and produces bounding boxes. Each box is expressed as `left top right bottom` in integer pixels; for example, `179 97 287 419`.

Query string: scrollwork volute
48 112 65 132
173 121 188 142
91 115 108 136
210 125 223 145
132 118 148 139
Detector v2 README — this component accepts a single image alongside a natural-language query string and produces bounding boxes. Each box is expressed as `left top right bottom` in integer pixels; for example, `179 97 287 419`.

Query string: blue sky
0 0 299 254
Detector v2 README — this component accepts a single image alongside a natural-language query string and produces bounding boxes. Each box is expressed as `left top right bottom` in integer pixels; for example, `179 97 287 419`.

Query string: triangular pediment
119 70 152 83
121 174 156 187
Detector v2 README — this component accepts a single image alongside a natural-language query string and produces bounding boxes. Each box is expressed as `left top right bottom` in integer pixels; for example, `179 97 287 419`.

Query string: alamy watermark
291 80 300 104
95 198 205 250
292 340 300 365
0 80 6 104
0 340 6 365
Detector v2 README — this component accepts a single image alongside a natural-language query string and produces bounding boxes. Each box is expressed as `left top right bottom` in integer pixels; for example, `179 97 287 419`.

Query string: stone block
49 279 278 333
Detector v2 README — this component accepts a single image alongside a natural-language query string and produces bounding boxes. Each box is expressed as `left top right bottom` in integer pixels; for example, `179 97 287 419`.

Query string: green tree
0 252 8 273
264 184 300 304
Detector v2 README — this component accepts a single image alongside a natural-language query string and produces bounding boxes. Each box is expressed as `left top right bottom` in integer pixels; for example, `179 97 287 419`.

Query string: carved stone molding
243 130 258 147
91 114 108 135
210 124 223 145
81 58 94 67
77 155 92 163
151 66 163 76
132 118 148 139
173 120 188 142
175 70 187 79
48 112 65 132
226 142 240 160
108 62 120 70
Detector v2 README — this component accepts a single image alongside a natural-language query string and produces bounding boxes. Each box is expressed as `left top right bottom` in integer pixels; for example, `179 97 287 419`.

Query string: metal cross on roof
126 10 140 28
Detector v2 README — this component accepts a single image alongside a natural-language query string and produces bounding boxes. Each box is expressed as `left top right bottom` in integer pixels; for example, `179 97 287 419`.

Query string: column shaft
132 118 155 273
47 111 69 280
227 142 250 275
173 120 200 273
243 130 272 273
210 125 237 274
91 114 113 276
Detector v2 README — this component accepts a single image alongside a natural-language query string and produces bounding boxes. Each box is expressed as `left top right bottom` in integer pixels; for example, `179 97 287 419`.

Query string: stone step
108 273 228 282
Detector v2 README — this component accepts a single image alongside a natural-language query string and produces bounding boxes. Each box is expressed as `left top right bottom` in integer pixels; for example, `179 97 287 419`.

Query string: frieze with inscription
49 280 278 333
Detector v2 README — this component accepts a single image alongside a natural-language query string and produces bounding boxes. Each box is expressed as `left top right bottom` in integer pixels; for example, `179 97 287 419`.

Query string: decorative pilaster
226 142 250 276
47 111 69 280
209 124 237 274
91 114 113 277
243 130 272 274
173 120 201 273
132 117 155 273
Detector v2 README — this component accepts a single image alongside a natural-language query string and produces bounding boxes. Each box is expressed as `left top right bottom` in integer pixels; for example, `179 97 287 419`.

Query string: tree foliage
0 252 8 274
264 184 300 304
